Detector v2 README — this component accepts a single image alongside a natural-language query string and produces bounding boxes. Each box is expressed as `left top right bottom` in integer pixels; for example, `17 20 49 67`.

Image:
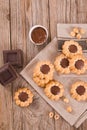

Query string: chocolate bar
3 49 23 67
0 63 17 86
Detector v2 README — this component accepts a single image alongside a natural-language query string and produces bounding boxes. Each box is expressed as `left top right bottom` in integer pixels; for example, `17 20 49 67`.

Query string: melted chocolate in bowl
40 64 50 74
18 92 28 102
31 27 47 44
51 86 60 95
76 85 85 95
69 45 77 53
75 60 84 70
60 58 69 68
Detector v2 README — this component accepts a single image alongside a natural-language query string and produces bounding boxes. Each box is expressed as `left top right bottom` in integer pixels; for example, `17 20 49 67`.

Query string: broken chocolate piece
3 49 23 67
0 63 17 86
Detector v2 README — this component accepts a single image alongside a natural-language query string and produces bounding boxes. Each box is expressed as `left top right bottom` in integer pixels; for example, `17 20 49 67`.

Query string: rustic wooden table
0 0 87 130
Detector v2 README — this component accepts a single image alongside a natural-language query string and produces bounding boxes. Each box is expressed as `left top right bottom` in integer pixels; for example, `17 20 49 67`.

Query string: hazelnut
80 28 85 34
66 106 72 113
73 27 79 33
63 98 69 103
70 31 75 37
76 33 81 39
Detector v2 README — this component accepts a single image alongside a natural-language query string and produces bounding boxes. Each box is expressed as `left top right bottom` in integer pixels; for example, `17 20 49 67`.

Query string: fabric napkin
74 110 87 128
57 23 87 128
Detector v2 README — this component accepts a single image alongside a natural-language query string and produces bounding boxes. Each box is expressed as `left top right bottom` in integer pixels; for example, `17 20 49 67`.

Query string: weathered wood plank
0 0 13 130
0 84 13 130
24 0 55 129
77 13 87 23
70 0 78 23
49 0 67 39
26 0 50 62
78 0 87 13
66 0 71 23
77 0 87 23
10 0 54 130
10 0 28 130
49 0 57 39
10 0 27 66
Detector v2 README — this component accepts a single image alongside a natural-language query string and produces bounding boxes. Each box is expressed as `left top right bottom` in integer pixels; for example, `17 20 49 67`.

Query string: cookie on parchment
54 54 70 74
33 75 52 87
33 61 54 87
70 81 87 101
14 88 34 107
70 55 87 74
62 40 82 58
44 80 64 101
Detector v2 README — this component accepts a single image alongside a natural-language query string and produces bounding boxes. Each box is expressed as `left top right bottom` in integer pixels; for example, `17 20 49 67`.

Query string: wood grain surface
0 0 87 130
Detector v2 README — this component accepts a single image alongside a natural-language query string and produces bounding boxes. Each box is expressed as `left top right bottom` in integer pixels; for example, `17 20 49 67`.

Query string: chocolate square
0 63 17 86
3 49 23 67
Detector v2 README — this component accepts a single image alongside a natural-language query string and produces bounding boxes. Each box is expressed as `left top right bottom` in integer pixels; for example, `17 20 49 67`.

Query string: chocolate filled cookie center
18 92 28 102
40 64 50 74
75 60 84 70
31 27 47 43
76 85 85 95
51 86 60 95
69 45 77 53
60 58 69 68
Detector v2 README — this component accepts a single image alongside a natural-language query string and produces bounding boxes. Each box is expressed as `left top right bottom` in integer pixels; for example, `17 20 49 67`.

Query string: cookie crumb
54 114 60 120
70 31 75 37
63 98 69 103
80 28 85 34
49 112 54 118
66 106 72 113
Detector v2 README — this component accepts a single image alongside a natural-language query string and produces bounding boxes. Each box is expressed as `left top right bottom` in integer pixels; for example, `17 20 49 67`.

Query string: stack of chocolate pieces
0 49 23 86
3 50 23 67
